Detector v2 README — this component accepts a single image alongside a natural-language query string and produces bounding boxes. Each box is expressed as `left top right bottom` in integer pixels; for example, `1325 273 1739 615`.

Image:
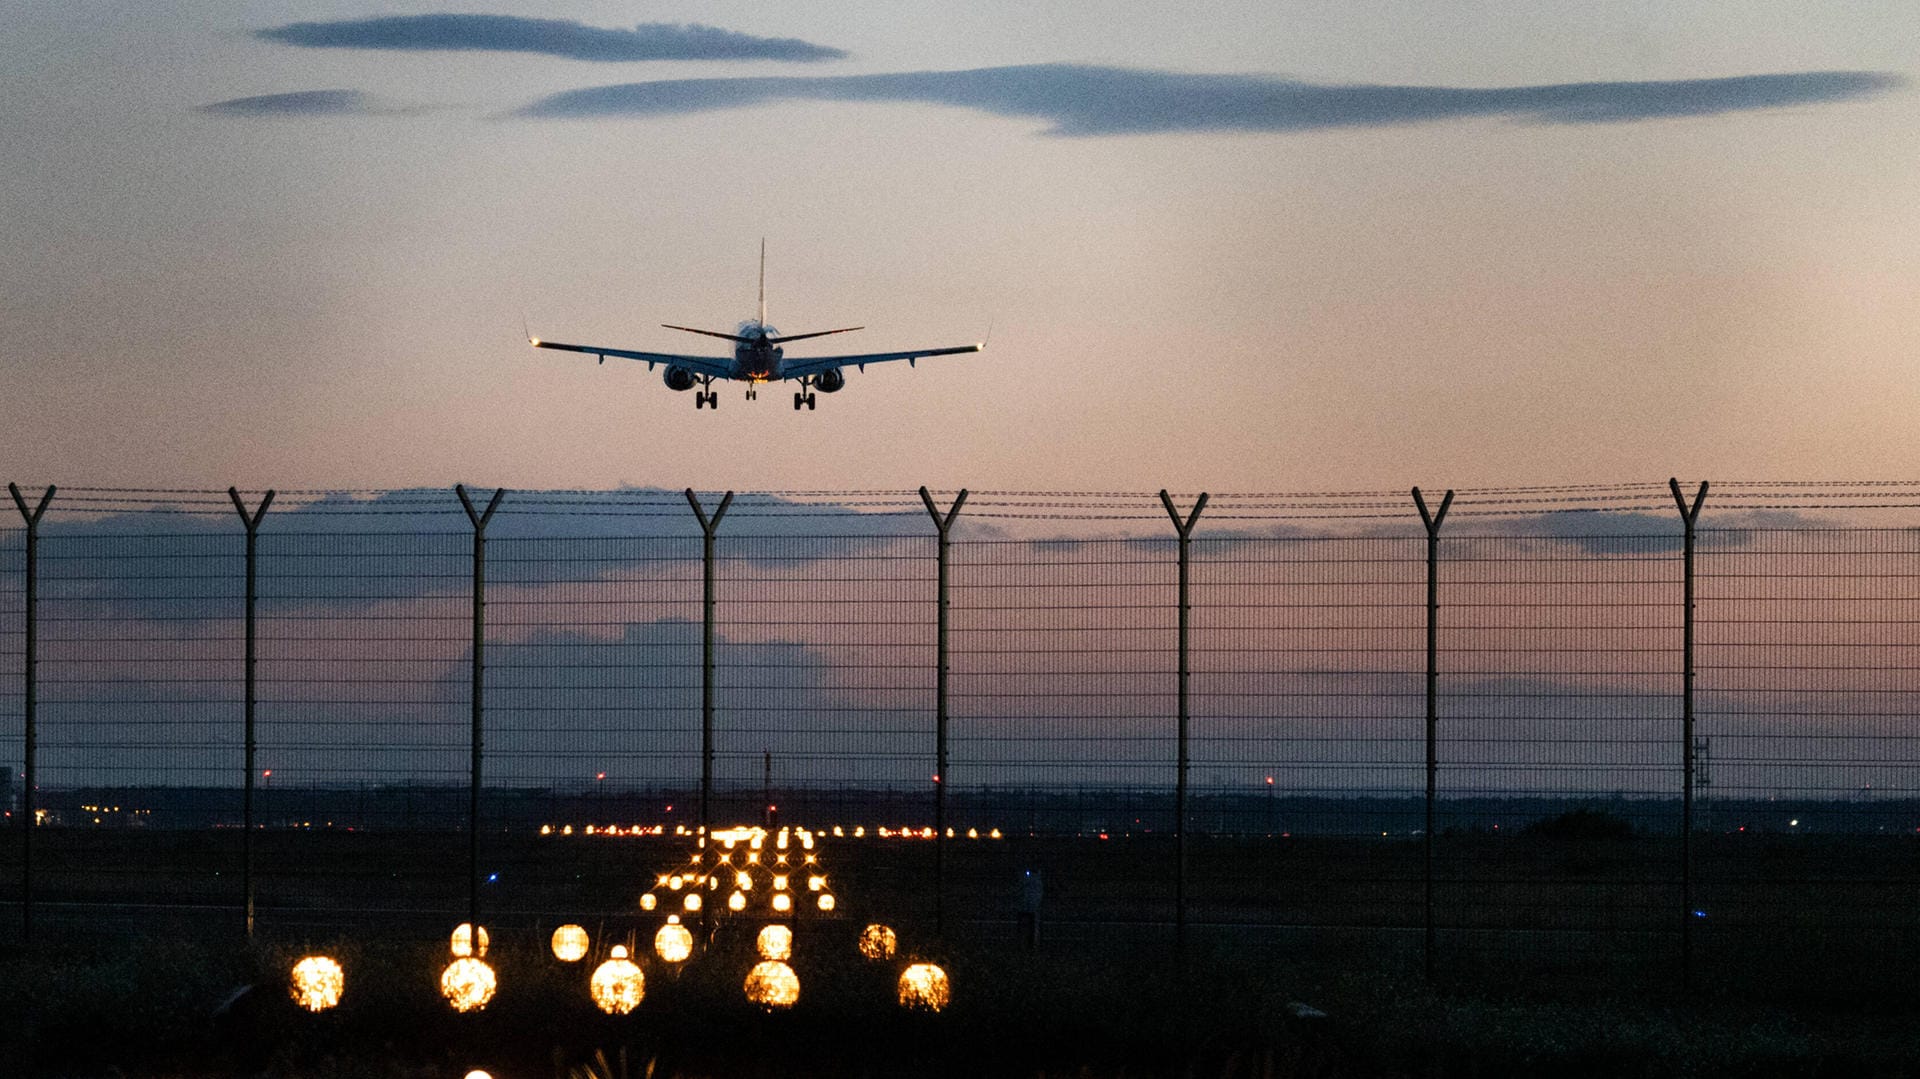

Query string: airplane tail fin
758 238 766 327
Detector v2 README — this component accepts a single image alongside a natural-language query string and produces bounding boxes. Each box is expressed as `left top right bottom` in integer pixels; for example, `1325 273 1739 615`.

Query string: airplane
528 243 984 410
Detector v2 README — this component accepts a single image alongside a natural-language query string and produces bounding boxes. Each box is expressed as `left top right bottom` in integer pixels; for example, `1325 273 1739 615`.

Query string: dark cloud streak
255 14 846 62
197 89 383 116
518 64 1902 135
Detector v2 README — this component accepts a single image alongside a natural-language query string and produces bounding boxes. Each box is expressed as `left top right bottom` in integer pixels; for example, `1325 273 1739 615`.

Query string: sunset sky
2 2 1915 493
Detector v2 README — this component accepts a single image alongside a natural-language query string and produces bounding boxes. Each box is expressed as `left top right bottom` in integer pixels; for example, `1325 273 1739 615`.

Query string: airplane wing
781 342 983 381
531 338 735 381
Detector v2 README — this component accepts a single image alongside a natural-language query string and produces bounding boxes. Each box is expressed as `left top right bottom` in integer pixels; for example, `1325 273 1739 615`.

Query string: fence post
1412 486 1453 982
8 484 54 943
456 485 506 934
919 487 968 935
1158 490 1207 952
227 488 274 939
686 489 733 940
1669 478 1707 987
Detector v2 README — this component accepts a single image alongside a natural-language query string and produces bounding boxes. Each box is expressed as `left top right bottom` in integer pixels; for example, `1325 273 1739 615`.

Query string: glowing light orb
858 924 897 960
772 893 793 913
655 915 693 963
465 1072 494 1079
288 955 344 1012
639 893 657 911
744 960 800 1008
818 893 836 912
807 875 825 892
551 923 590 963
590 945 646 1014
450 922 489 958
728 891 747 912
736 871 753 890
684 892 703 912
756 924 793 961
441 956 497 1012
898 963 951 1012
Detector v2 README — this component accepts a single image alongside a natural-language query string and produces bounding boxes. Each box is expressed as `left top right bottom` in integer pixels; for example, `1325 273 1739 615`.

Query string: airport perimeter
4 480 1918 992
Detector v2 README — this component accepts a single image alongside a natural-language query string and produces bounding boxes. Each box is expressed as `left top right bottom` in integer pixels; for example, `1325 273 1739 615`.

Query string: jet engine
662 366 696 392
813 368 845 394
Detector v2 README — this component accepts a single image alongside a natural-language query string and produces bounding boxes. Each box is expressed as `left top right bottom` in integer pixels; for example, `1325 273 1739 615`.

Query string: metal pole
1412 486 1453 982
685 489 732 939
1669 477 1707 987
8 484 53 943
456 485 505 935
919 487 967 935
228 487 274 939
1158 490 1207 952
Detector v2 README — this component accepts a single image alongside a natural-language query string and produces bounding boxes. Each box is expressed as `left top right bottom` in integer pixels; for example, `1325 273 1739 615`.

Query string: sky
2 2 1917 494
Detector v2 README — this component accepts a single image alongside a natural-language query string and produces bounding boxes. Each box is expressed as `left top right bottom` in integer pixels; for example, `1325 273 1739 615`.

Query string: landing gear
695 390 717 409
746 387 758 401
793 391 816 411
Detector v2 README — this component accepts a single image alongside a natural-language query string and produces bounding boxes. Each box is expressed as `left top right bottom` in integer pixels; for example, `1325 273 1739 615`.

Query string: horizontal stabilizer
663 324 751 343
769 326 863 345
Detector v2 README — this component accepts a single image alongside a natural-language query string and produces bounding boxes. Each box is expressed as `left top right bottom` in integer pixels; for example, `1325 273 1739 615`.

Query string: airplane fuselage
732 322 784 382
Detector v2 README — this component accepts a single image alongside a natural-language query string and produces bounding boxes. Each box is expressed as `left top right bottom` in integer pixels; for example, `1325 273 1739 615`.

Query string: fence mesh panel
0 485 1916 990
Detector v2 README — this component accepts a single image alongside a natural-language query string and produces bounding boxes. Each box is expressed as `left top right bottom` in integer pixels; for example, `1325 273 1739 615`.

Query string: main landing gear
793 391 816 411
694 389 718 409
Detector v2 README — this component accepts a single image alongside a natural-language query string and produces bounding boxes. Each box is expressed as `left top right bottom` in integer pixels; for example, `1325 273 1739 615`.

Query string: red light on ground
262 770 272 778
931 774 941 783
1265 776 1274 785
1098 832 1109 840
596 772 606 780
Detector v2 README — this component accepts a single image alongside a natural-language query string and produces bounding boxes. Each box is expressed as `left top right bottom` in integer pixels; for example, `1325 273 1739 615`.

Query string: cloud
518 64 1902 135
31 488 938 620
1482 507 1825 555
255 14 846 62
197 89 392 116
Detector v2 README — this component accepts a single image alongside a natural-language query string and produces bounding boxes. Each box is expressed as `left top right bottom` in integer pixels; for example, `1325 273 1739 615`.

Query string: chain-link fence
3 482 1918 990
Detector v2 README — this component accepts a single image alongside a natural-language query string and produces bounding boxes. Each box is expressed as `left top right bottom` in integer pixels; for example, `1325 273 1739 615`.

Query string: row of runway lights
287 921 950 1016
542 824 1004 840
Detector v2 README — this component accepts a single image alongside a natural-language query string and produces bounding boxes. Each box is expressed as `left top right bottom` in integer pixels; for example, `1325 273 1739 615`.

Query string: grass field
5 914 1920 1077
3 827 1918 1075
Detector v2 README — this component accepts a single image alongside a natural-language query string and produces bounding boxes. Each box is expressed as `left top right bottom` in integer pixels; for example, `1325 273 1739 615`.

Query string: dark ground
2 828 1919 1076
